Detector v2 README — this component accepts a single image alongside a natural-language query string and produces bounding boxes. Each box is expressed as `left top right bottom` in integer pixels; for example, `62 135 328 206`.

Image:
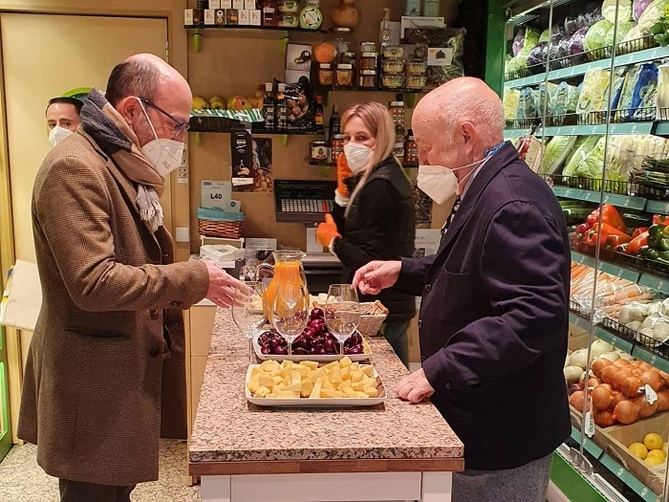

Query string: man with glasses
18 53 251 502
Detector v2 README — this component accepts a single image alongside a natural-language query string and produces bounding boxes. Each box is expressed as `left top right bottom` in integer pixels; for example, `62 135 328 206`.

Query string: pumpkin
313 41 337 63
331 0 359 29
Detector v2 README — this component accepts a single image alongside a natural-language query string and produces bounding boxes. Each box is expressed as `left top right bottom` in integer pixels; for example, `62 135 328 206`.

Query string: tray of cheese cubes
245 357 386 407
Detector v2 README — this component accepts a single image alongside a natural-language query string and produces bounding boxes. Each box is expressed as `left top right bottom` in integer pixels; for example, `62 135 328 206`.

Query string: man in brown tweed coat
18 54 249 502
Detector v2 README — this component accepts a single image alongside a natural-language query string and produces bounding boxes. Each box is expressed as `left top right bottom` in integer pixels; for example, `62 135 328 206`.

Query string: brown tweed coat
18 129 209 486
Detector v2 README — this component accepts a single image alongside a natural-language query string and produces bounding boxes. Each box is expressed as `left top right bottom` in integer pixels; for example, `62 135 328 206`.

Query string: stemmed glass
271 283 309 356
325 284 361 356
231 280 266 363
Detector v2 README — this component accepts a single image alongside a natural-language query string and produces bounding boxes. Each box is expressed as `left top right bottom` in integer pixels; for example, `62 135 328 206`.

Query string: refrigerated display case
491 0 669 500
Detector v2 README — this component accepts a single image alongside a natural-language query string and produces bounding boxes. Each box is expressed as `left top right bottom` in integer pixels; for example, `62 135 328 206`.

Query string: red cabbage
513 29 525 56
569 27 589 54
633 0 652 21
527 42 549 66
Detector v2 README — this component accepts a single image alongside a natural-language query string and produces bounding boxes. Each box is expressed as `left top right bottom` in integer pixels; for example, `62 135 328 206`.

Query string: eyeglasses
138 97 190 137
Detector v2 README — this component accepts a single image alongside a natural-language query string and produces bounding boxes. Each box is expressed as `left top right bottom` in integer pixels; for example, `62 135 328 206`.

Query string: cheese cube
362 365 375 377
339 356 353 368
300 381 314 398
254 386 271 398
276 390 300 398
329 366 342 384
363 387 379 397
343 386 357 397
259 373 275 388
272 376 284 385
309 377 323 399
248 373 261 394
341 367 351 381
300 361 319 369
260 360 280 372
351 370 364 383
321 389 346 398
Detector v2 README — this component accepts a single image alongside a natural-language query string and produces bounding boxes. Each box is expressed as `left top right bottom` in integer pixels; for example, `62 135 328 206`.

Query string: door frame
0 3 183 444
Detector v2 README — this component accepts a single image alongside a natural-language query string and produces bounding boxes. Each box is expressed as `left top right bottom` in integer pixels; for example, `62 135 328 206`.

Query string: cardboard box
604 413 668 495
400 16 444 39
232 0 244 10
221 0 232 8
250 9 262 26
244 0 257 9
209 0 221 8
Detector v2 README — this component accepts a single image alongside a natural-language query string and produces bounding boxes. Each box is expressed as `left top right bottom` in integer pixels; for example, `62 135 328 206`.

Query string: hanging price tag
642 384 658 404
585 410 595 437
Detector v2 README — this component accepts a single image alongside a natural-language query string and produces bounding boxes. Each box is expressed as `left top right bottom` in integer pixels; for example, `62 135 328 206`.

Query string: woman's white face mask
344 142 373 174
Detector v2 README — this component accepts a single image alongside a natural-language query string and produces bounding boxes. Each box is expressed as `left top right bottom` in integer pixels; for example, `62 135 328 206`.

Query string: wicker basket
312 299 389 338
197 206 244 239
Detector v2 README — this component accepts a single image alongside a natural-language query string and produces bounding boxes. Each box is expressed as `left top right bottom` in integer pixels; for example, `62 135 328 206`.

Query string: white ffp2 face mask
344 142 373 174
48 126 72 148
137 98 185 178
417 158 486 204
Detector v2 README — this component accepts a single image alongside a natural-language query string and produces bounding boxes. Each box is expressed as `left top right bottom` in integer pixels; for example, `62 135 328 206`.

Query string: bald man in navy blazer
353 78 570 502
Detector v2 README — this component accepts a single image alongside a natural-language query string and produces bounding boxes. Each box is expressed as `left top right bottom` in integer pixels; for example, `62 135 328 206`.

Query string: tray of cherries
253 307 372 362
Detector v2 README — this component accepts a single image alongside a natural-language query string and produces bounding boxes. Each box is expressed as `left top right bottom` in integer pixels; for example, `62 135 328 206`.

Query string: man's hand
396 369 435 404
352 260 401 295
204 261 253 308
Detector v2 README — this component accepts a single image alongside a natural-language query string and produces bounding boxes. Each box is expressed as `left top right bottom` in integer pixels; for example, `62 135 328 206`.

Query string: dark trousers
381 320 410 368
59 479 136 502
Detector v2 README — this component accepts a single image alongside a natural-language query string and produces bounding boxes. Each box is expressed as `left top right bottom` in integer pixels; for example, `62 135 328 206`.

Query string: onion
595 410 616 427
621 375 643 398
612 370 632 391
638 362 652 371
633 396 658 418
601 365 619 385
613 359 632 368
587 377 601 388
564 365 584 383
591 340 615 359
569 390 586 411
659 370 669 387
600 383 613 391
592 358 612 379
599 352 620 362
591 386 614 410
656 390 669 411
610 390 625 409
613 400 639 424
640 370 664 392
569 349 588 369
631 368 643 377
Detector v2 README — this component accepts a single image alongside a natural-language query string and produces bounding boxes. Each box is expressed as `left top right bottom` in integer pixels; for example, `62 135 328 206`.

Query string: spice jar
389 100 405 130
331 134 345 163
318 63 334 87
359 70 377 89
359 53 378 71
310 141 331 165
336 64 354 88
403 129 418 165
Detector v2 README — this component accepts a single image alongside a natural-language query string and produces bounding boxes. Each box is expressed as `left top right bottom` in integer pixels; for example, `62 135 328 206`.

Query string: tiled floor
0 440 200 501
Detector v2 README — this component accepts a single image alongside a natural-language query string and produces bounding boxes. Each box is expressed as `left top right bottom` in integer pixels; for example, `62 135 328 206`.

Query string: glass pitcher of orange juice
254 250 309 320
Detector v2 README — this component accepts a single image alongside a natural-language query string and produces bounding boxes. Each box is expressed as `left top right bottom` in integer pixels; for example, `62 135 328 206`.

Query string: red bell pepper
652 215 669 226
632 227 649 238
627 230 649 256
586 205 628 233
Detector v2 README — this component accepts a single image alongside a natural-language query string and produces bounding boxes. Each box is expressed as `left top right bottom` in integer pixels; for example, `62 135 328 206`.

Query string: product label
204 9 215 25
643 384 658 404
238 9 251 25
428 47 453 66
584 410 595 437
232 0 244 9
184 9 194 26
221 0 232 8
250 10 262 25
246 238 278 251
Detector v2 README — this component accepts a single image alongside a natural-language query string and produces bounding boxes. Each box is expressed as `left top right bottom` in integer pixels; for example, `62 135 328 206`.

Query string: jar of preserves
359 53 378 71
360 41 377 53
406 74 427 89
331 134 345 163
406 61 427 75
359 70 377 89
336 64 354 88
382 74 404 89
382 59 404 75
318 63 334 87
383 45 405 59
310 141 330 165
389 99 405 129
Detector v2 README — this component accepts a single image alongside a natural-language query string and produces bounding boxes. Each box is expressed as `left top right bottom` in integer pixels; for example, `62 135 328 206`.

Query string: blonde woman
316 102 416 366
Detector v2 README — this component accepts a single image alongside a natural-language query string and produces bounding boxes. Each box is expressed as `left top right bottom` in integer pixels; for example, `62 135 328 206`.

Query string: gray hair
441 93 505 144
105 59 160 106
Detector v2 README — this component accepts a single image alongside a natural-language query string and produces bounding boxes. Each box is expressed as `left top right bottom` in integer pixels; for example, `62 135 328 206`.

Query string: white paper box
184 9 194 26
232 0 244 10
204 9 215 25
0 260 42 331
250 9 262 25
238 9 251 25
245 0 257 9
209 0 221 9
221 0 232 8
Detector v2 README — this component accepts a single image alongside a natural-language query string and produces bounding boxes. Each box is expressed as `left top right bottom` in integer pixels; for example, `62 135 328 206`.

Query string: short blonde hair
341 102 397 217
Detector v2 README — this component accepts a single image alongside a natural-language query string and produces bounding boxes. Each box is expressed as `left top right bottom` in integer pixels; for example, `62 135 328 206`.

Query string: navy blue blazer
396 143 571 470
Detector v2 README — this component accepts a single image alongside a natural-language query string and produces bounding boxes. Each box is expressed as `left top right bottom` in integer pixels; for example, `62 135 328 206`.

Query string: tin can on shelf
331 134 345 163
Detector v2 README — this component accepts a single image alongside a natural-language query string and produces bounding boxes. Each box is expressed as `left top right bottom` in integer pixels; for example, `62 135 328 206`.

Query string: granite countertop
190 308 464 470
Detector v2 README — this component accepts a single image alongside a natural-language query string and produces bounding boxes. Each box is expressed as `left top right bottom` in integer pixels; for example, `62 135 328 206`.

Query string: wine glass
325 284 361 356
271 283 309 356
231 280 266 362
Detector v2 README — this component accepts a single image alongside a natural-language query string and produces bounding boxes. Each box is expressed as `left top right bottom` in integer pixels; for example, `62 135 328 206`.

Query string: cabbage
602 0 633 23
539 28 551 43
540 136 578 174
576 137 607 179
503 89 521 120
527 42 548 66
565 16 582 36
506 54 528 75
563 136 602 176
512 27 541 56
512 29 525 56
622 24 644 42
584 19 614 50
585 9 605 26
517 87 538 120
605 20 637 45
569 27 589 53
552 82 579 115
638 0 669 34
634 0 653 20
578 69 611 113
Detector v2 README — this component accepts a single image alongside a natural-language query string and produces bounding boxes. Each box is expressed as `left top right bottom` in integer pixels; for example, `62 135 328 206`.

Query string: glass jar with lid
403 129 418 165
359 53 378 71
359 70 377 89
389 99 405 130
360 41 377 53
336 64 354 88
318 64 334 87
